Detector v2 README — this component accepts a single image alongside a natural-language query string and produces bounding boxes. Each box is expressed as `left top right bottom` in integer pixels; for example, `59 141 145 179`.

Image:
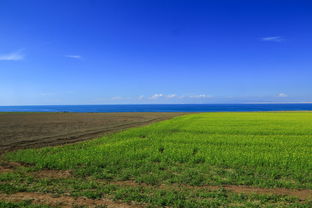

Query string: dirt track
0 192 143 208
0 112 185 152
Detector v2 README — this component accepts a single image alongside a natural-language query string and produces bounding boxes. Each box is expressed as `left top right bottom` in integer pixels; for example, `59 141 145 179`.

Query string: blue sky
1 0 312 105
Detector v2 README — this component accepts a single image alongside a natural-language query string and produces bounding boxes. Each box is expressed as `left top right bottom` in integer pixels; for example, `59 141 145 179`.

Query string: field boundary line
105 180 312 200
0 192 143 208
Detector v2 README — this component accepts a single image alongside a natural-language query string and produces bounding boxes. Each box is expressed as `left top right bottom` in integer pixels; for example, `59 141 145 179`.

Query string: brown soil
0 166 13 173
0 192 143 208
0 112 186 152
34 169 72 179
0 161 22 173
0 161 72 178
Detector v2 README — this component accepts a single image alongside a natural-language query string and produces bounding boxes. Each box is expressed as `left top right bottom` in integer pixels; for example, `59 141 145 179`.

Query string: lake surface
1 104 312 112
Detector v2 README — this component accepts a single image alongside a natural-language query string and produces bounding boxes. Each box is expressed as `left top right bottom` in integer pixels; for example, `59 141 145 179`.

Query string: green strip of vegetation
1 171 311 207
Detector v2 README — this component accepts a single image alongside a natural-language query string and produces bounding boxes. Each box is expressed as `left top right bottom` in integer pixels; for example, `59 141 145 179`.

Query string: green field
1 112 312 207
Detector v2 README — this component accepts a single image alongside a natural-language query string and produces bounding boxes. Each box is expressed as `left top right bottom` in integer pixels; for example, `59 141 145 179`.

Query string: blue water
1 104 312 112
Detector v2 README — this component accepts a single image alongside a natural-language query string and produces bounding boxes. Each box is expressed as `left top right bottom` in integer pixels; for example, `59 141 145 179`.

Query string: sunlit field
2 112 312 207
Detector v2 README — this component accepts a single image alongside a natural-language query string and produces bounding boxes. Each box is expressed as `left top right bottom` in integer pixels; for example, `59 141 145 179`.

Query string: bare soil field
0 112 185 152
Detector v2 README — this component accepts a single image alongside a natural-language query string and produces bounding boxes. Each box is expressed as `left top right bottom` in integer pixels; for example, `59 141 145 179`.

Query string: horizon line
1 102 312 107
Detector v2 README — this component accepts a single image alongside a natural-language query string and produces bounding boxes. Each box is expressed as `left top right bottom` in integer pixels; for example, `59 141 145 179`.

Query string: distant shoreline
1 103 312 113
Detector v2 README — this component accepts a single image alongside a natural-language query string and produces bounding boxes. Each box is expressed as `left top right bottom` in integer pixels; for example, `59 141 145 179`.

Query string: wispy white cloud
149 93 165 99
261 36 283 42
0 49 25 61
189 94 212 98
149 93 212 100
111 96 123 100
99 93 214 104
277 93 288 97
138 95 145 100
149 93 178 99
166 94 177 98
65 55 81 59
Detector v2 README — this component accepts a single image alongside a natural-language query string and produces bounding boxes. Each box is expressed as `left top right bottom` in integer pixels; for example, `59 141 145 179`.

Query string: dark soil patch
0 112 186 152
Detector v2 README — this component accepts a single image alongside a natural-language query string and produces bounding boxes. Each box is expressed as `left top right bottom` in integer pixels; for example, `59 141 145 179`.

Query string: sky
1 0 312 105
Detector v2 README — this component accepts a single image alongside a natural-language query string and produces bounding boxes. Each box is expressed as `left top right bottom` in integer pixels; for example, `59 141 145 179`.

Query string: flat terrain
1 112 312 207
0 112 186 152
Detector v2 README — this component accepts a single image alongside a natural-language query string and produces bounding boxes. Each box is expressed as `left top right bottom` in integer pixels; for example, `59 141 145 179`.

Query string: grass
0 201 54 208
1 171 310 207
2 112 312 207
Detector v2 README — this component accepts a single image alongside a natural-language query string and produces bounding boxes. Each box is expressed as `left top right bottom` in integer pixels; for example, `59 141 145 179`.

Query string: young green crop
5 112 312 189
